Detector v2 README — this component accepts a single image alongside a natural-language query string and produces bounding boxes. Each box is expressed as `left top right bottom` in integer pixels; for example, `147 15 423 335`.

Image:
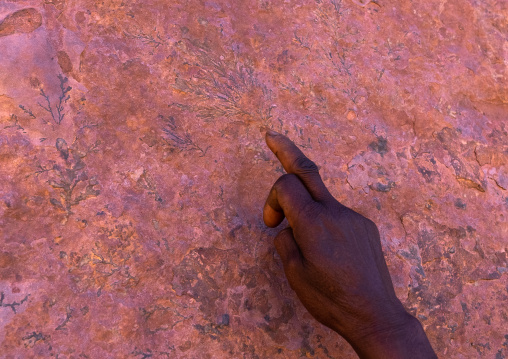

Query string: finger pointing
265 130 331 202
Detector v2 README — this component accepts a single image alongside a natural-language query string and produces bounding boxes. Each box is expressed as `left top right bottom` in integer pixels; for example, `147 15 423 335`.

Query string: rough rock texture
0 0 507 358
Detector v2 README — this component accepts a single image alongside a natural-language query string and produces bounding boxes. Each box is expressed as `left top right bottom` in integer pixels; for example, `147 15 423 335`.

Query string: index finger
265 130 331 202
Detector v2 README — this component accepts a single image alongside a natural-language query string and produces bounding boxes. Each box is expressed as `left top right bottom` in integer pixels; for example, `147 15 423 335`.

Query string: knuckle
273 173 299 190
364 217 379 234
340 208 379 234
301 200 324 218
292 156 318 174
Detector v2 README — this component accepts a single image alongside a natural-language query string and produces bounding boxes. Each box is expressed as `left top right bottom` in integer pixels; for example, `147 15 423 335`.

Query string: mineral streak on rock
0 0 507 358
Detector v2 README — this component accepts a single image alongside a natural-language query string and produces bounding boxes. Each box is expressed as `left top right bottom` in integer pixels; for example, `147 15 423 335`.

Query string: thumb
274 227 304 276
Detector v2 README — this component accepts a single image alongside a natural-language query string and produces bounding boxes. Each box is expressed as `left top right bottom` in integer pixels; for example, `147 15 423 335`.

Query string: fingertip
262 127 280 142
265 129 285 149
263 203 285 227
265 133 305 173
266 128 280 136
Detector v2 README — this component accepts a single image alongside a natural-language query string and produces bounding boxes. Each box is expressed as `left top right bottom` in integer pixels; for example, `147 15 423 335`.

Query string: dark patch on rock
370 181 395 192
418 166 437 183
368 136 388 156
193 322 223 339
217 313 229 326
454 198 467 209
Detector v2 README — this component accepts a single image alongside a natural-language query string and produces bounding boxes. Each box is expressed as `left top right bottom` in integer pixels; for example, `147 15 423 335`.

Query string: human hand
263 130 436 359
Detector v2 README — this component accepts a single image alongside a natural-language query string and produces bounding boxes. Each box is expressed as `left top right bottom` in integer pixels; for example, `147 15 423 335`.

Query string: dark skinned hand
263 130 437 359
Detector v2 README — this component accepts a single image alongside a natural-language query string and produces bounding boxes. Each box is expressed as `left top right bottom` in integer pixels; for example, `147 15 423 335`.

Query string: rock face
0 1 506 358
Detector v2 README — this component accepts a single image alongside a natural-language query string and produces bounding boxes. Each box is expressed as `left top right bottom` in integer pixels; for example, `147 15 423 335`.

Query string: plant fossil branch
37 74 72 125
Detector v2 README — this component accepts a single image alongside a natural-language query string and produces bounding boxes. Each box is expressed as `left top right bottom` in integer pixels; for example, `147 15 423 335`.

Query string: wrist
346 311 437 359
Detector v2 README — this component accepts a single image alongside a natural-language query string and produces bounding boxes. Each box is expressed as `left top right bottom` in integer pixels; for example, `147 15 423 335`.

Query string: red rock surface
0 0 507 357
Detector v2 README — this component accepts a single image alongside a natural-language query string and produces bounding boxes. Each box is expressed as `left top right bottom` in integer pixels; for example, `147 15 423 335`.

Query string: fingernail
266 129 279 136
